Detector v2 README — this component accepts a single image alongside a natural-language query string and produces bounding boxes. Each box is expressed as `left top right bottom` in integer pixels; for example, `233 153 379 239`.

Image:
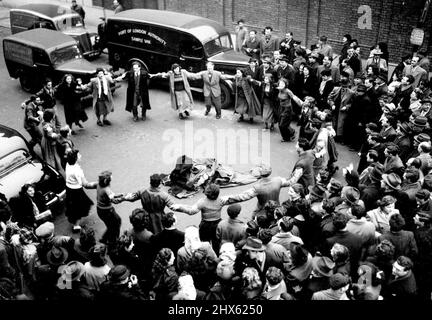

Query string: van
105 9 250 108
10 3 101 59
3 29 101 93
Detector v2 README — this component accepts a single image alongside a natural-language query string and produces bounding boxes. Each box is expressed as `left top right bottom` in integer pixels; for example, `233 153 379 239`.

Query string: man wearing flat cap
394 122 414 163
374 72 388 97
276 56 296 87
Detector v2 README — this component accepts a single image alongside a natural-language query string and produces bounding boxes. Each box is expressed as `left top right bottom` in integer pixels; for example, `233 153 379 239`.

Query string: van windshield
50 45 81 66
204 34 232 57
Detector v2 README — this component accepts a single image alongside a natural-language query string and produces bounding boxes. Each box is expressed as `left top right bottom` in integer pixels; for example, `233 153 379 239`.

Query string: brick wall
93 0 432 65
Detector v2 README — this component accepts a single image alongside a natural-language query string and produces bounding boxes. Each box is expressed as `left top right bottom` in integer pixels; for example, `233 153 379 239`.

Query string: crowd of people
2 20 432 301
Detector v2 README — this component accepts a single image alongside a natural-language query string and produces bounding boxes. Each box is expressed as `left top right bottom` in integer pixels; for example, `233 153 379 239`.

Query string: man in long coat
327 71 354 142
116 62 151 121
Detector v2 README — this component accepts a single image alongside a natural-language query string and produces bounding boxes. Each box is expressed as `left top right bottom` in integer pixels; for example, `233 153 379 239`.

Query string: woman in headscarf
152 63 194 119
151 248 179 300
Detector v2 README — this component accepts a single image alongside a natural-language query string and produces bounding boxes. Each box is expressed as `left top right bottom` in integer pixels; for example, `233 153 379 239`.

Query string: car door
178 34 205 89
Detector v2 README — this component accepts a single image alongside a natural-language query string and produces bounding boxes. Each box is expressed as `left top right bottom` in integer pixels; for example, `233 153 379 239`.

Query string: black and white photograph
0 0 431 313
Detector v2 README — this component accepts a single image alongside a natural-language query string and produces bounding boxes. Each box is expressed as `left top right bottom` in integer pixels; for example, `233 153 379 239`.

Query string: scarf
97 76 109 98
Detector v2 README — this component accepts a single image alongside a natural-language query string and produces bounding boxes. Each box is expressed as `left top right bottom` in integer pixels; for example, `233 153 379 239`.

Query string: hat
328 178 343 193
62 261 85 282
308 184 328 200
415 189 431 200
414 133 431 144
344 186 360 204
357 84 367 92
109 265 130 283
35 221 55 238
366 122 379 132
279 56 290 63
312 254 335 277
329 273 350 290
411 116 428 128
382 173 402 190
47 246 69 266
242 237 265 251
398 122 411 135
370 165 383 182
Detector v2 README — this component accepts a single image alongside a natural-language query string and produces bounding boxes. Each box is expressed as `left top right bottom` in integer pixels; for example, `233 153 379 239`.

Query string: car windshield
0 149 30 178
50 45 81 66
204 34 232 56
56 15 84 31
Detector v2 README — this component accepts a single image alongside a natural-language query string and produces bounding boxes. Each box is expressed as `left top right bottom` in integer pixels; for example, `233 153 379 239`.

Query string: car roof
13 3 75 19
3 29 77 51
109 9 229 42
0 124 29 157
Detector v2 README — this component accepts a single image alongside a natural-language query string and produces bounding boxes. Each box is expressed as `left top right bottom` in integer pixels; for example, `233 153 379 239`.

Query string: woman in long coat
41 109 64 176
251 73 278 131
153 63 194 119
234 68 262 123
56 74 87 133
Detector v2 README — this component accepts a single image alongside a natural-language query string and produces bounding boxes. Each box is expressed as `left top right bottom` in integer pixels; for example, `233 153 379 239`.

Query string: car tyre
220 82 232 109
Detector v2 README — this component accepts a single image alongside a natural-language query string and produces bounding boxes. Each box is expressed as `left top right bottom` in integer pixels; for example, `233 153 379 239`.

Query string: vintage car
0 124 66 213
3 29 115 94
105 9 251 108
10 3 101 59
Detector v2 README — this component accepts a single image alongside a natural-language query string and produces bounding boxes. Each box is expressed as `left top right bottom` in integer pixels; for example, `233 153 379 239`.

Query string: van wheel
19 75 35 93
220 82 232 109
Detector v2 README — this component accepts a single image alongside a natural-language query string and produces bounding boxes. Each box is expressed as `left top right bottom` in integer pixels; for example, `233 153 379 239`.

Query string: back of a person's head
351 204 366 219
150 174 161 188
89 244 107 267
375 239 395 260
322 199 336 214
333 212 349 231
257 228 273 245
298 138 311 151
79 227 96 251
66 150 79 166
204 184 220 200
256 213 270 229
329 273 350 290
129 208 150 232
161 212 176 229
279 216 294 233
389 214 405 232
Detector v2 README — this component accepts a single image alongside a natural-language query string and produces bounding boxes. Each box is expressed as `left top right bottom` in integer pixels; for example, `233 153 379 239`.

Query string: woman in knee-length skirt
64 150 97 232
